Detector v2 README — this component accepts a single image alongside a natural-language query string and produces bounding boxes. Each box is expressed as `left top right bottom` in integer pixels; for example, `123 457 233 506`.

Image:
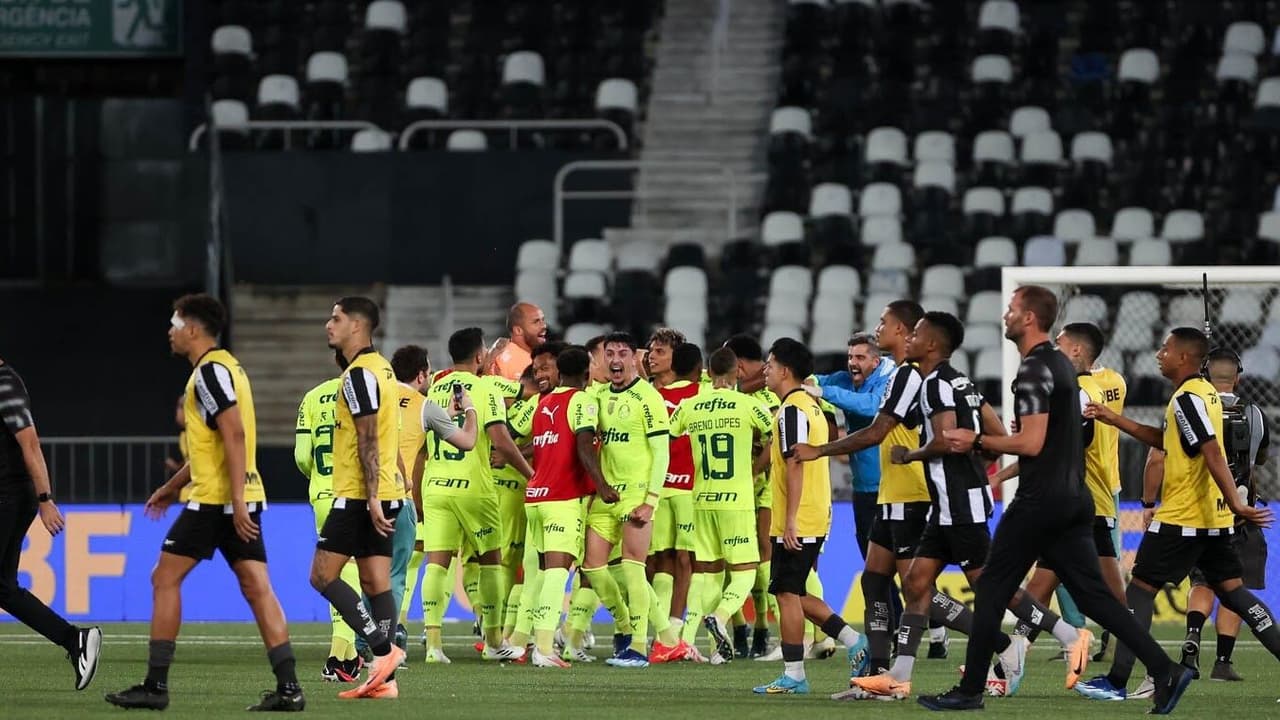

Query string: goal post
997 265 1280 501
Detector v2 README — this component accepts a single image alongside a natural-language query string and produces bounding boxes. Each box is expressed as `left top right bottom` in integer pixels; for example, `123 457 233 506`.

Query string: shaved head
507 302 547 352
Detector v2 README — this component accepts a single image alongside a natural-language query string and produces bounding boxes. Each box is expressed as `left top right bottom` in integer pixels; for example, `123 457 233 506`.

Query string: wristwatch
1141 500 1156 509
972 434 984 452
37 492 52 503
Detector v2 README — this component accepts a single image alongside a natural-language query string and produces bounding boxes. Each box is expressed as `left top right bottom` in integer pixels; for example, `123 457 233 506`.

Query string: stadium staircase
231 285 382 446
381 284 511 372
613 0 784 253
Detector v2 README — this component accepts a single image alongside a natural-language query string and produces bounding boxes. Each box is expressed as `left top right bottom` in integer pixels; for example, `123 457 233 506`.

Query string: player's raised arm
423 393 478 451
1084 400 1163 449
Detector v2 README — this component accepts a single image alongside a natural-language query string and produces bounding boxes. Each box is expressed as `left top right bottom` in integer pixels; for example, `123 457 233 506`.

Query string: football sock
1217 586 1280 660
620 560 651 653
367 590 397 656
715 569 756 625
420 563 449 648
653 572 674 626
267 642 300 693
321 579 389 652
752 561 771 629
402 550 424 625
862 570 894 670
329 562 360 661
682 572 708 644
535 567 571 656
145 639 175 690
1108 583 1156 688
583 566 632 635
889 612 926 682
782 643 806 681
478 564 505 647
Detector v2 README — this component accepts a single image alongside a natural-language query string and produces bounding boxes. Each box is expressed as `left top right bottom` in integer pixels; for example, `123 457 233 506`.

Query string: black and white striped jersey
879 362 924 431
0 363 33 485
918 361 993 525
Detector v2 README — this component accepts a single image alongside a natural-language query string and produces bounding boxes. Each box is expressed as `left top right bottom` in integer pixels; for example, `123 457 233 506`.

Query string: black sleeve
1012 356 1053 418
194 362 238 420
879 366 922 421
342 368 381 419
0 367 34 435
778 405 811 458
1079 388 1095 447
1249 404 1270 467
1173 392 1215 454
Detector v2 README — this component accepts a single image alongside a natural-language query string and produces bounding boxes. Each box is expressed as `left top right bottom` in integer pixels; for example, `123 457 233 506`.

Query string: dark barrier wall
221 151 632 285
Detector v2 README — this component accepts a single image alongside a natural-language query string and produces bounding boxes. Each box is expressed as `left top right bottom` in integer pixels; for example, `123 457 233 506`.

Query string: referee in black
0 357 101 690
916 285 1190 713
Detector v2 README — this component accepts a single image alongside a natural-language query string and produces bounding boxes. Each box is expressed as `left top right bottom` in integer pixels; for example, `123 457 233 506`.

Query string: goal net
997 266 1280 619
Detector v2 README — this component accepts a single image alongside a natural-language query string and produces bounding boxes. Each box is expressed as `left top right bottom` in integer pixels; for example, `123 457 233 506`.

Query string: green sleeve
645 433 669 499
294 395 314 477
668 401 688 437
642 388 670 435
569 392 598 434
508 398 535 439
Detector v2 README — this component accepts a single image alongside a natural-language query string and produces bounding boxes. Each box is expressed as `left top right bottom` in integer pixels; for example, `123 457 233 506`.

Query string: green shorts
694 509 760 566
420 493 502 555
650 491 695 553
754 474 772 510
586 492 647 547
310 494 334 535
526 498 586 560
495 477 527 552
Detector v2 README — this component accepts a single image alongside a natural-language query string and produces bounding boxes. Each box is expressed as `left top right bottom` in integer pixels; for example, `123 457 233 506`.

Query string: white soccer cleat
685 645 709 663
994 635 1028 697
554 628 567 651
483 643 527 661
808 637 837 659
423 647 452 664
755 644 784 662
710 650 732 665
533 649 571 668
583 630 596 650
1127 676 1155 700
562 646 595 663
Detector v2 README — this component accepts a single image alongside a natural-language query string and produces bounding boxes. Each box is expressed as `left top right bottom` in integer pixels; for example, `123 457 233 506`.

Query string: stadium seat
516 270 559 325
665 296 709 333
963 187 1005 242
1240 346 1280 383
1221 291 1266 325
1223 22 1265 56
1117 48 1159 84
446 129 487 150
1116 292 1162 327
765 293 809 328
501 51 546 119
913 161 955 195
366 1 407 33
973 348 1003 402
1009 106 1051 139
1129 239 1172 266
1111 207 1155 241
304 51 347 147
861 292 899 329
860 215 903 247
212 25 253 59
762 211 809 266
977 0 1019 48
516 239 558 272
665 266 709 299
871 241 916 274
566 323 610 345
815 263 861 299
972 131 1015 186
950 350 971 377
615 241 661 275
596 79 639 147
762 323 805 349
966 291 1002 325
913 131 955 164
973 236 1017 268
921 295 959 317
859 182 902 218
209 99 250 149
921 264 964 300
402 76 447 147
1063 294 1107 325
568 239 611 274
1094 347 1124 376
808 183 857 262
1073 238 1118 266
1010 187 1054 240
563 271 607 323
1167 295 1204 327
769 265 814 301
867 269 910 296
1258 322 1280 351
351 128 393 152
362 1 407 74
1023 235 1065 266
966 323 1002 351
1160 209 1205 244
1128 351 1169 405
865 126 910 178
1053 209 1096 243
1020 130 1063 186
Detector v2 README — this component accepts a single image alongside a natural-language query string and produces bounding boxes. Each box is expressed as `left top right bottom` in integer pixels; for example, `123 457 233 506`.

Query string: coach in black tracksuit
915 286 1191 714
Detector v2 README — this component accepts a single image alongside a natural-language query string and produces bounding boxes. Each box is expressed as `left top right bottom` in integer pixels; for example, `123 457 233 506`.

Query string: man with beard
489 302 548 381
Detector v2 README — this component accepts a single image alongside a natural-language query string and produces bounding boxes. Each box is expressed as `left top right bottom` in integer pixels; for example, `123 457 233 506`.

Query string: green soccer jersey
295 378 341 501
422 370 505 498
598 377 669 498
487 375 524 403
670 387 773 512
497 394 537 490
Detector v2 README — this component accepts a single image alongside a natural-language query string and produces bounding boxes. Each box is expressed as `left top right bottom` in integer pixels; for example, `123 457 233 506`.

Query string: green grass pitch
0 623 1275 718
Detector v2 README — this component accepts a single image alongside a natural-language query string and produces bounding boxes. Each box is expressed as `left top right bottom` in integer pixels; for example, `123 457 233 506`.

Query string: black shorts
1191 525 1267 590
867 502 931 559
163 504 267 564
316 498 402 559
1039 516 1117 572
914 521 991 571
769 536 825 596
1132 526 1243 588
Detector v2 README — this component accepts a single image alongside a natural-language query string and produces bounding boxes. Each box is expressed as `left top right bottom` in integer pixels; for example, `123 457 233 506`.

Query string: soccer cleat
917 685 984 711
1210 659 1243 681
753 675 810 695
533 649 571 668
365 679 398 699
809 637 837 659
710 650 733 665
246 689 306 711
394 624 408 652
554 628 567 651
612 633 629 656
1180 633 1200 679
755 644 784 662
1093 630 1112 663
338 645 405 699
1150 665 1195 715
105 683 170 710
1065 628 1093 689
69 626 102 691
1073 675 1126 701
841 672 911 700
685 645 709 663
562 646 595 663
733 624 751 659
704 616 735 664
1128 676 1156 700
996 635 1028 697
472 619 482 637
650 639 693 664
355 637 374 664
473 641 485 654
322 656 361 683
928 629 950 659
750 627 770 658
423 647 451 664
420 628 427 648
482 643 527 661
583 630 596 650
846 632 870 678
606 649 650 668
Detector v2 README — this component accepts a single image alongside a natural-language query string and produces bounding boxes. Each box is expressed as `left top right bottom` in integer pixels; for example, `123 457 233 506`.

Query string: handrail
398 119 628 151
188 120 382 150
552 160 741 252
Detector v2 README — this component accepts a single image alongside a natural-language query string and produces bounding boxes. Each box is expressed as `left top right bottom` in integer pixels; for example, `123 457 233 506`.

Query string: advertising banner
0 0 181 57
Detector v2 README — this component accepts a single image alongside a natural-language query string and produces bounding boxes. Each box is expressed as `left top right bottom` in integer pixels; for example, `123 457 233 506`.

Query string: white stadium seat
861 292 899 329
973 236 1017 267
965 323 1002 350
1063 294 1107 325
615 241 661 274
762 323 804 349
568 239 611 273
515 271 558 325
867 269 910 296
1116 292 1162 327
566 323 609 345
1053 209 1096 243
871 242 916 273
972 54 1014 83
446 129 487 150
1009 106 1050 138
973 130 1015 165
1110 207 1155 240
770 266 813 300
963 187 1005 217
1221 291 1265 325
765 294 809 327
351 128 393 152
1108 321 1154 352
1216 54 1258 83
1160 209 1205 243
407 77 448 113
762 211 805 246
665 297 708 332
815 265 862 299
1023 235 1065 266
1167 296 1204 327
859 182 902 217
921 265 965 299
966 291 1003 325
562 271 606 299
921 295 959 316
770 106 813 138
1073 238 1118 266
1224 21 1266 56
913 131 956 164
596 78 639 113
1011 186 1054 215
1070 132 1114 165
865 126 909 166
365 0 407 32
306 52 348 84
212 99 250 130
516 239 558 272
257 75 300 110
809 182 853 218
503 51 545 86
860 216 903 246
1118 48 1159 84
1129 239 1171 266
978 0 1019 33
913 161 955 193
1020 130 1063 164
974 348 1003 381
665 267 708 299
212 25 252 56
1257 78 1280 109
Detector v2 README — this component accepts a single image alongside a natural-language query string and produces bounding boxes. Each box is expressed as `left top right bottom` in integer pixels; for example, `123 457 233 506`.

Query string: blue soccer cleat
1074 675 1126 701
606 648 650 668
753 675 810 695
846 633 870 678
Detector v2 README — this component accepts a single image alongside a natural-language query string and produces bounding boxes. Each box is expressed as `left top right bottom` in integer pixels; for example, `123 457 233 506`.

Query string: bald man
490 303 548 381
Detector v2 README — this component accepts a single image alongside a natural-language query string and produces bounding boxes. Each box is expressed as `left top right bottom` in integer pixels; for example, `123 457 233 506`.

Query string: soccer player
649 334 701 651
723 334 781 658
496 364 542 642
0 357 100 692
108 294 300 711
997 323 1129 656
585 334 611 392
582 331 683 668
918 286 1190 713
1076 327 1280 702
845 312 1027 701
1088 351 1128 661
488 302 548 380
415 327 533 663
670 347 774 664
294 364 364 681
513 346 621 667
752 337 867 695
1182 347 1270 681
305 296 406 700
